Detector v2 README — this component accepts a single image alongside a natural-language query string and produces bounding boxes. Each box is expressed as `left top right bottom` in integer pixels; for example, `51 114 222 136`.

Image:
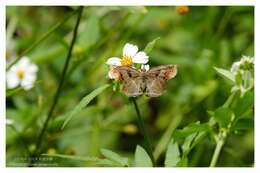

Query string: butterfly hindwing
145 65 177 97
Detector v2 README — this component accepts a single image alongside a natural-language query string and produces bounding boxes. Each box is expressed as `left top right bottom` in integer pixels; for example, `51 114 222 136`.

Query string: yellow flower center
16 69 25 79
121 55 133 66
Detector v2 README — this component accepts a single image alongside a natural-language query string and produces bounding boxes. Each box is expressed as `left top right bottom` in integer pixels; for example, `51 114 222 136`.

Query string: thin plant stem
131 97 156 166
34 6 84 156
209 91 238 167
6 8 80 71
210 131 227 167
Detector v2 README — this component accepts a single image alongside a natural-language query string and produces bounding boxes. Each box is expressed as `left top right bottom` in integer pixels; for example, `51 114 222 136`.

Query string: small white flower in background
230 61 241 74
6 118 14 125
230 55 254 96
230 55 254 74
6 56 38 90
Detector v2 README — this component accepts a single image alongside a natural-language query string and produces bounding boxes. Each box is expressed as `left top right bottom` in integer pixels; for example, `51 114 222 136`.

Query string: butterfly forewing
114 66 145 97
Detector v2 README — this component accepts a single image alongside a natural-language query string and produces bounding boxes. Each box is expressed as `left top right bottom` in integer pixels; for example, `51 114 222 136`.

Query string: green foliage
134 145 153 167
78 15 100 49
100 148 129 167
234 91 254 118
6 6 254 167
214 67 235 83
164 141 180 167
212 107 233 129
62 84 110 129
144 37 160 54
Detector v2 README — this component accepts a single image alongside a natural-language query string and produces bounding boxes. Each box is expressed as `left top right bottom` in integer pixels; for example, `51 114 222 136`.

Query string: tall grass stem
34 6 83 156
131 97 155 166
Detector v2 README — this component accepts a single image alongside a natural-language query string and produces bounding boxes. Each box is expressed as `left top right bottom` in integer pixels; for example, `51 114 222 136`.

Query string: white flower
230 56 254 74
230 61 241 74
141 64 150 71
6 118 14 125
106 43 149 67
230 55 254 96
6 56 38 90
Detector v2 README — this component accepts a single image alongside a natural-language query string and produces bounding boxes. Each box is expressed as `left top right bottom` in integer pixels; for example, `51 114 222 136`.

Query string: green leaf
234 91 254 118
144 37 160 54
78 15 100 49
134 145 153 167
177 157 188 167
214 67 235 83
165 142 181 167
182 133 197 155
62 84 110 129
233 118 253 131
96 159 121 167
213 107 233 128
100 148 129 167
173 123 210 139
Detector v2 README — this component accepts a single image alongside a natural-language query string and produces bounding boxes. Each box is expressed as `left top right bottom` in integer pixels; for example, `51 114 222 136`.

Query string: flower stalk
210 130 227 167
210 91 237 167
131 97 155 166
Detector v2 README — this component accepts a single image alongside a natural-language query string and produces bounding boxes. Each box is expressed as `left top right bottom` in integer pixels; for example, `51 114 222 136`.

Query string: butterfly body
113 65 177 97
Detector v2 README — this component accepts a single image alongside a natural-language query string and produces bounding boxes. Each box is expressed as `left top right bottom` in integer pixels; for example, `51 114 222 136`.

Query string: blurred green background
6 6 254 167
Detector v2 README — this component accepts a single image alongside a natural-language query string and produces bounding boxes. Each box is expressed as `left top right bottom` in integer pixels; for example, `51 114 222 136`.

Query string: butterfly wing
145 65 177 97
114 66 145 97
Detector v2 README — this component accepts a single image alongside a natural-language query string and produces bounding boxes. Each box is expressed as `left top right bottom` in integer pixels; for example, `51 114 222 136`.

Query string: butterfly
112 64 177 97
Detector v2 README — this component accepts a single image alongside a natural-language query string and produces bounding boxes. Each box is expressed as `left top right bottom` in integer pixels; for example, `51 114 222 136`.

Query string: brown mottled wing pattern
144 65 177 97
114 66 145 97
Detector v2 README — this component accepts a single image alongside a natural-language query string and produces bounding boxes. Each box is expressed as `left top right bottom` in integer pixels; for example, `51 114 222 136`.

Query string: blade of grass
61 84 110 129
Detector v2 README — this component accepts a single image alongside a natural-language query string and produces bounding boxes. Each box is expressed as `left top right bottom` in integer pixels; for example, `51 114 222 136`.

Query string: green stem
210 90 238 167
210 131 227 167
6 8 79 71
223 91 237 108
131 98 155 166
34 6 83 156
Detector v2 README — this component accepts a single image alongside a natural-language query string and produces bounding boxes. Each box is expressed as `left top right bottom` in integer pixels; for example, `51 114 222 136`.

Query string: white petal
108 68 119 79
23 72 37 83
6 118 14 125
6 71 20 89
123 43 138 57
20 73 36 90
106 57 122 66
230 61 240 73
141 64 150 71
17 56 30 69
22 83 34 90
132 51 149 64
20 79 34 90
108 70 114 79
27 64 38 73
